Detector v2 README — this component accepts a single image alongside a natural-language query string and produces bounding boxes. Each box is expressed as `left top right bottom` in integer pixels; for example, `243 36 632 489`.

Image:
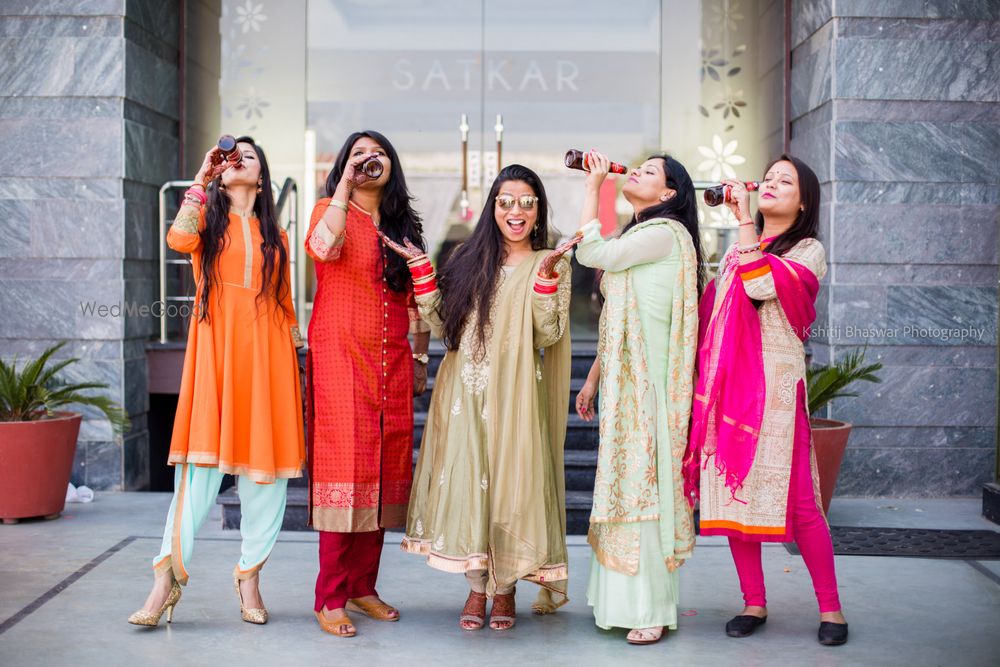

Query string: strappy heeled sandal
459 590 488 631
489 588 516 631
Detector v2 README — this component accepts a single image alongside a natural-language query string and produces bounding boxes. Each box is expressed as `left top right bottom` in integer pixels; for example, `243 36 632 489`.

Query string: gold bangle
328 199 348 213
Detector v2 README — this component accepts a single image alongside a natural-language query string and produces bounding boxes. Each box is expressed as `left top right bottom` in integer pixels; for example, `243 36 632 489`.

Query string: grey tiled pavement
1 493 998 666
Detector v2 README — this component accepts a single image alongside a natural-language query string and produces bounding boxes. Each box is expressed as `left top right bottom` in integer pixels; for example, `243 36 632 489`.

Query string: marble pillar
0 2 183 490
791 0 999 495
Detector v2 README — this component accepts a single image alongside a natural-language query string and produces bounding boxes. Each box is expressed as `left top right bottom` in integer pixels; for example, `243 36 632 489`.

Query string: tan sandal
459 590 487 631
489 589 516 630
346 596 400 622
314 609 356 637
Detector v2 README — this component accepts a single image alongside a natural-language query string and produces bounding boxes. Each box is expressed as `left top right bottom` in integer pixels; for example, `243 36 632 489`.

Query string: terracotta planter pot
810 417 852 515
0 412 82 522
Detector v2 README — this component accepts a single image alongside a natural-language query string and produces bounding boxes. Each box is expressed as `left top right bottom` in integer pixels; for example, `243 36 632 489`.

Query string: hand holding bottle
720 179 753 223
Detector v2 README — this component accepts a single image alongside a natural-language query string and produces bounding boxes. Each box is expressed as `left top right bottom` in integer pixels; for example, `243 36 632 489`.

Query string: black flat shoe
818 621 848 646
725 614 767 638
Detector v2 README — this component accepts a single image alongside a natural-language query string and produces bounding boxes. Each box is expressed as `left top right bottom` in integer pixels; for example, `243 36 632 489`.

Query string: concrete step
413 411 599 451
221 485 596 535
413 377 598 415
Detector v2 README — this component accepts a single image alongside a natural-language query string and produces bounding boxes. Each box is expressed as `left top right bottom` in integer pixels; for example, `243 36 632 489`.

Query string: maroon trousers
314 529 385 612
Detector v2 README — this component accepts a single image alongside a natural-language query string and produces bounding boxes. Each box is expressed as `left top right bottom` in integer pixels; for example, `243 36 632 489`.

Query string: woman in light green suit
574 150 705 645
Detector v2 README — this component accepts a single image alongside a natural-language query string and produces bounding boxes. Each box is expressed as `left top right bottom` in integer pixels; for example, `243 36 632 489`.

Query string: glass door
305 0 663 338
481 0 662 338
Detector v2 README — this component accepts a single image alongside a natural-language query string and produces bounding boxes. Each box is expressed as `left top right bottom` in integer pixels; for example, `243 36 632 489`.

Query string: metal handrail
157 178 299 344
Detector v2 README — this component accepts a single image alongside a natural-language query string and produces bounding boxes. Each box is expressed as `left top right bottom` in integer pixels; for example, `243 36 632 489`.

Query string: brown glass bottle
217 134 243 166
564 149 629 175
703 181 759 207
358 155 384 180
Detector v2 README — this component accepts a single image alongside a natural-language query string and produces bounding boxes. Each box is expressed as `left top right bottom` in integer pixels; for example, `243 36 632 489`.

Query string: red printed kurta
306 199 417 532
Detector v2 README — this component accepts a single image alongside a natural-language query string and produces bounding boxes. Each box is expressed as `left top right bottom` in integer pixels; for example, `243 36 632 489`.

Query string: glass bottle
564 149 629 175
703 181 759 207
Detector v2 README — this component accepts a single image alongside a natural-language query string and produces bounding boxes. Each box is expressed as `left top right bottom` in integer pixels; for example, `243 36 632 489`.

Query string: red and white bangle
413 274 437 296
408 256 437 295
533 271 559 295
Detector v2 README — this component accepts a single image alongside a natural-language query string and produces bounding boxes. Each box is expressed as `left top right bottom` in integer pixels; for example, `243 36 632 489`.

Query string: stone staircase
220 341 599 534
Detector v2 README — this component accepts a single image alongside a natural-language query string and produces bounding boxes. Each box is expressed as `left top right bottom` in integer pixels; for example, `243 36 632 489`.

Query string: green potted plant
807 348 883 514
0 342 128 523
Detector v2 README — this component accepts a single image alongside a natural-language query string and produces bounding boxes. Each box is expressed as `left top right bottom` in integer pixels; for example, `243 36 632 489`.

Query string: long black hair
623 154 706 295
198 135 287 322
754 153 820 257
325 130 424 292
437 164 551 352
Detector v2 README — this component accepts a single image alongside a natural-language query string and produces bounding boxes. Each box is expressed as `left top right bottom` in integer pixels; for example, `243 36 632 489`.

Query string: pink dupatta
683 245 819 505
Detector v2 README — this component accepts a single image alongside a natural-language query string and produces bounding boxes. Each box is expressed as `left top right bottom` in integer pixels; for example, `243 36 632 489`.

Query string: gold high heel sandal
234 575 268 624
128 577 182 627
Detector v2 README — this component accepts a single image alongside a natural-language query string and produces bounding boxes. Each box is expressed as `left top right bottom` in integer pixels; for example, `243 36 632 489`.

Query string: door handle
459 113 470 219
494 113 504 172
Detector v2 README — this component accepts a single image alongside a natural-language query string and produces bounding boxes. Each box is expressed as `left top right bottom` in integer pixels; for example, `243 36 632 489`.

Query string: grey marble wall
0 2 181 490
791 0 999 496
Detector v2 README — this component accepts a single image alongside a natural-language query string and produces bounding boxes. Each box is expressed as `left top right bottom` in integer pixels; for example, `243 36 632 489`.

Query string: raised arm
167 145 234 254
574 221 674 272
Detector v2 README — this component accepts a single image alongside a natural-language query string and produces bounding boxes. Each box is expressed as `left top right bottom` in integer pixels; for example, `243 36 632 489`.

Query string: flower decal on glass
696 134 746 181
235 0 267 34
236 88 270 120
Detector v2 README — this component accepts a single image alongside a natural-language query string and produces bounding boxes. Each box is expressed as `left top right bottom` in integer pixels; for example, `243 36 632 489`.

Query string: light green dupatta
588 219 698 575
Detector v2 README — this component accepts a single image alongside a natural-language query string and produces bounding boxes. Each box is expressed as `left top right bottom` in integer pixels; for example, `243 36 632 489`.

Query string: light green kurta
576 218 698 630
401 252 573 598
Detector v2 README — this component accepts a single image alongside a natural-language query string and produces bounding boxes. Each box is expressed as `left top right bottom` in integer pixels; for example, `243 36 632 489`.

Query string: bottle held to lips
564 149 629 175
703 181 759 207
217 134 243 167
357 155 384 181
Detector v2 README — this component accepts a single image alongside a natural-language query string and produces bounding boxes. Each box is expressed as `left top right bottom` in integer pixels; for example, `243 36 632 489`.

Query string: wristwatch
412 353 429 365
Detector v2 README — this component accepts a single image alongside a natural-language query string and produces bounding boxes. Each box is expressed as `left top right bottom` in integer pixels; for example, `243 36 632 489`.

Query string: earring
256 179 263 195
531 226 538 239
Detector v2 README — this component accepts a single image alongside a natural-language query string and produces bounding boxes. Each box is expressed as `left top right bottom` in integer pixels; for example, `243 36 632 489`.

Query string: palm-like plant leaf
0 342 129 433
807 347 883 417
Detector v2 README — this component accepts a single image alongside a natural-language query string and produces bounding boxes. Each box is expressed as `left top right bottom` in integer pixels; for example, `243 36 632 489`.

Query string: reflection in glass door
305 0 662 339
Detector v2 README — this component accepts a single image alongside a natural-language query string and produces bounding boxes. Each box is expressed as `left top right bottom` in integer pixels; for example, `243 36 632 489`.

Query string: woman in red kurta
306 130 429 637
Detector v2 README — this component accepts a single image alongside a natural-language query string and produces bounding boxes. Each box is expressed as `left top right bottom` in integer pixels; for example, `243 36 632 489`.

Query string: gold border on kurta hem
379 503 408 529
589 513 661 525
167 454 304 482
400 538 568 582
400 537 490 572
310 506 378 533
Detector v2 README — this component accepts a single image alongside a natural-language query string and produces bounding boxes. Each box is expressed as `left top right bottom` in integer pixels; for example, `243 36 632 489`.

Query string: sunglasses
495 194 539 211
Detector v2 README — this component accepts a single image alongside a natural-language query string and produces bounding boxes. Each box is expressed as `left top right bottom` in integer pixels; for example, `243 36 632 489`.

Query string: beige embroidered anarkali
401 253 572 598
699 237 828 538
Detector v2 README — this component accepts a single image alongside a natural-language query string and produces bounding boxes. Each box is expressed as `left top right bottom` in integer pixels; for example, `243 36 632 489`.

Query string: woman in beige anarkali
382 165 578 632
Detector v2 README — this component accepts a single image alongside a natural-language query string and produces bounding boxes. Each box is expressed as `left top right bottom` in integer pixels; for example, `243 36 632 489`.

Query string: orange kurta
167 208 306 483
305 199 417 532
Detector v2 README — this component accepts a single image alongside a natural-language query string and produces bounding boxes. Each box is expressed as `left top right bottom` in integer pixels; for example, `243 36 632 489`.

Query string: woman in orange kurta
129 137 305 629
306 130 429 638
